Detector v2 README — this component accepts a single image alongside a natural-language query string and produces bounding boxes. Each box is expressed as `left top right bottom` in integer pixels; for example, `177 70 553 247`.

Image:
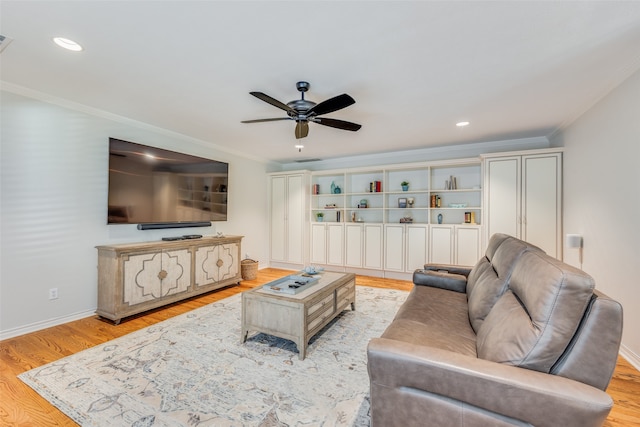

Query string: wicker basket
240 259 258 280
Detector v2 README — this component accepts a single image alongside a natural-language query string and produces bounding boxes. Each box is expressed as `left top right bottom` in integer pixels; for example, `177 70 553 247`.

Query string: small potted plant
401 181 409 191
316 212 324 222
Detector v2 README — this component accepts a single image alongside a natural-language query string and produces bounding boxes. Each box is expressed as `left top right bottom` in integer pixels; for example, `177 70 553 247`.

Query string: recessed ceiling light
53 37 83 52
456 121 470 127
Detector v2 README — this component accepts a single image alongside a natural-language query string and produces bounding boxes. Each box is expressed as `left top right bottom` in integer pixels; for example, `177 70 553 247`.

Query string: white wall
553 69 640 366
0 90 271 339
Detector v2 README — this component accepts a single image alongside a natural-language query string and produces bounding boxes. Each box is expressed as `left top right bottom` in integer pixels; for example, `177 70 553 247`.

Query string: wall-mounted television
108 138 228 226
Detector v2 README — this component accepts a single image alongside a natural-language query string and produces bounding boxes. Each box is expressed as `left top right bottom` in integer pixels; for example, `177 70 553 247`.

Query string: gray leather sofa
367 233 623 427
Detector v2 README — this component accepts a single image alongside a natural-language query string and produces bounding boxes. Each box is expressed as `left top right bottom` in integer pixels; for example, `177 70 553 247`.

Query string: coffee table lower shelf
241 272 356 360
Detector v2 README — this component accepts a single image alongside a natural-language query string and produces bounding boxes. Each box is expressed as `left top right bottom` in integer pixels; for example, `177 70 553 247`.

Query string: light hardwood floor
1 268 638 426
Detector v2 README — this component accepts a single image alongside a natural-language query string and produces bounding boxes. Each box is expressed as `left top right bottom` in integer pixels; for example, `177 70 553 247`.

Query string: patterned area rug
19 286 407 426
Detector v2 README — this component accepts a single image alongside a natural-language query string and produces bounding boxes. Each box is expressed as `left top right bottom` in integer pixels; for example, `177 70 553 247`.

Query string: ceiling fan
241 81 362 139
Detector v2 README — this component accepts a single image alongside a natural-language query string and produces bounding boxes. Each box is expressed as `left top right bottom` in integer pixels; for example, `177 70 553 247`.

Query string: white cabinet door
345 223 363 267
286 174 305 264
310 223 327 265
270 176 287 262
270 173 307 265
430 225 454 264
327 224 344 266
523 155 561 258
455 226 481 267
484 151 562 258
384 224 405 271
364 224 383 270
406 224 428 271
485 157 521 241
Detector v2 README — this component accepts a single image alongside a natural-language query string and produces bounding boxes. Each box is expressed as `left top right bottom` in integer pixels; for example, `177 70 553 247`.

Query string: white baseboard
620 345 640 371
0 309 96 341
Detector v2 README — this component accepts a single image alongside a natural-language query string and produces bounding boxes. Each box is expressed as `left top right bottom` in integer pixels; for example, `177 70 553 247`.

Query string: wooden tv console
96 235 243 324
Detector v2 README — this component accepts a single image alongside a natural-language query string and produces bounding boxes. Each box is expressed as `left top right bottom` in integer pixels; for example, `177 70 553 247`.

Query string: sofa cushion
467 236 539 332
476 251 596 373
382 285 477 357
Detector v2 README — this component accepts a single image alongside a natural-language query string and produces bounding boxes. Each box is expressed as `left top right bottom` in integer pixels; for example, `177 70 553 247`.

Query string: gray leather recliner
367 233 623 427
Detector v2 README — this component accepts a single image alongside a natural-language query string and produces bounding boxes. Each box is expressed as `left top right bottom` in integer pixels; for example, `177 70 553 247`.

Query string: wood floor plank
0 268 638 426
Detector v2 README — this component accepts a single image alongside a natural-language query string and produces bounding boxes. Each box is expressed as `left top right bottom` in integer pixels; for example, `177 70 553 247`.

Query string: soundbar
137 221 212 230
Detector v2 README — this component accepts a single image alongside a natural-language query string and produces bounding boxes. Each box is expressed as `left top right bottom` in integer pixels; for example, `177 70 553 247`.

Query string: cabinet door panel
345 224 363 267
384 225 405 271
455 227 480 267
486 157 521 239
523 155 560 258
287 174 305 264
310 224 327 264
364 224 383 270
270 176 286 262
327 224 344 265
430 225 453 264
406 225 428 271
123 249 191 306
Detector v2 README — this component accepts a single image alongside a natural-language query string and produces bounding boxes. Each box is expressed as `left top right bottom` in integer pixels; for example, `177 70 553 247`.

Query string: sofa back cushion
467 236 539 332
476 251 595 373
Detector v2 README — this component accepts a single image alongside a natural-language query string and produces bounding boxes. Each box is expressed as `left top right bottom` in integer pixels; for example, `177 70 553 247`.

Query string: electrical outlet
49 288 58 300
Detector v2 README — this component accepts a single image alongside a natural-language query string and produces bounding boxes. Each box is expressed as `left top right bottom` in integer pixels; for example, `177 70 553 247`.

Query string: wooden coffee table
241 271 356 359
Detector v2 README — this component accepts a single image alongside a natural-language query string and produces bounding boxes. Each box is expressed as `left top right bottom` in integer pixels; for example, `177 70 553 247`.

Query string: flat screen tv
108 138 228 226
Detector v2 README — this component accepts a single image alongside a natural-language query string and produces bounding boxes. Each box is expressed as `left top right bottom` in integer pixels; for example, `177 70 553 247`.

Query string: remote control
162 236 184 241
182 234 203 239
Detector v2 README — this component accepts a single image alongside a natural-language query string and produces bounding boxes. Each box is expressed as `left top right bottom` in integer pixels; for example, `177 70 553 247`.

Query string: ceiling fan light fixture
53 37 83 51
295 144 304 152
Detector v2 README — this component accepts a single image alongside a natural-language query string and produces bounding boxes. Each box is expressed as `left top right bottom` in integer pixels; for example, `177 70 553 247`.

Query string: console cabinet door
195 242 240 287
123 249 191 306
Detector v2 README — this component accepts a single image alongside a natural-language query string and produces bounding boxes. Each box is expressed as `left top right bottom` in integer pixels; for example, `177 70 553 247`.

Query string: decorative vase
317 216 323 222
401 185 409 191
437 213 443 224
330 181 336 194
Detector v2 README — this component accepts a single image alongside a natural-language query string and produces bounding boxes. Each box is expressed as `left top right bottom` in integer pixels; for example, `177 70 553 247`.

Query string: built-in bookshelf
310 159 482 226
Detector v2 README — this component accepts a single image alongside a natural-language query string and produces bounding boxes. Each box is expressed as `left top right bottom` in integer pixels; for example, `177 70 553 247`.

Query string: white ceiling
2 1 640 164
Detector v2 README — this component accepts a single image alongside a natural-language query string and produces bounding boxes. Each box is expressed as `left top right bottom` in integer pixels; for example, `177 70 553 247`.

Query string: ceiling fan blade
241 117 292 123
295 121 309 139
249 92 295 113
313 117 362 132
306 94 355 116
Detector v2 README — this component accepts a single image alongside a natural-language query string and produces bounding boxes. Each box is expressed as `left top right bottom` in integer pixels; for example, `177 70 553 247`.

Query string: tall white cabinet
482 149 562 258
269 172 309 268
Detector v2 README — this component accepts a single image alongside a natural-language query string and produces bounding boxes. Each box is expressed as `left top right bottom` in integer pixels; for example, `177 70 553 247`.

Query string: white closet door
523 154 561 258
286 174 305 264
486 157 521 240
270 176 286 262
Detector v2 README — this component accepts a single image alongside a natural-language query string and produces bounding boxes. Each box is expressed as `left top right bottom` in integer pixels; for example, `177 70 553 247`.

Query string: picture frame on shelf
398 197 407 208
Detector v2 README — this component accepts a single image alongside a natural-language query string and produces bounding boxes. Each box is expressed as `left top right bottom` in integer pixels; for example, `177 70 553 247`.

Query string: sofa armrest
367 338 613 427
413 269 467 293
422 263 473 277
